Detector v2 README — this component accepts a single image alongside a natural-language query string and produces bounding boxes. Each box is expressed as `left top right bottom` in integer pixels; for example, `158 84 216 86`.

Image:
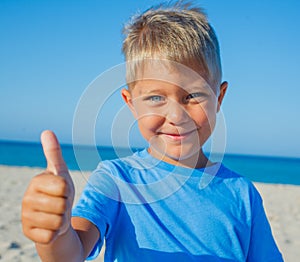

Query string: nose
167 101 188 125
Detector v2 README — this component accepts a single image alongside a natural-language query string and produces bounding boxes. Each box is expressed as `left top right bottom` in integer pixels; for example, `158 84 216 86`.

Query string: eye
185 92 208 103
144 95 166 104
149 95 164 102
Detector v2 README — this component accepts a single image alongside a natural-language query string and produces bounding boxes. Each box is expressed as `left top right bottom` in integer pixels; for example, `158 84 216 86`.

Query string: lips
158 129 197 141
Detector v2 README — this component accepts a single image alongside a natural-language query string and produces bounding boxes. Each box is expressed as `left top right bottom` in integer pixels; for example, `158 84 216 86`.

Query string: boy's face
122 63 227 168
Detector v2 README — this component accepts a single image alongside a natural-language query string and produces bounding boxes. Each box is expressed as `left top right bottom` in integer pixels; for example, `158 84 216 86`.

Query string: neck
147 148 213 169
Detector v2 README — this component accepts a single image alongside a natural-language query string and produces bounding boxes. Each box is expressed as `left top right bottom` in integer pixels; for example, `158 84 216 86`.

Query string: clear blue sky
1 0 299 158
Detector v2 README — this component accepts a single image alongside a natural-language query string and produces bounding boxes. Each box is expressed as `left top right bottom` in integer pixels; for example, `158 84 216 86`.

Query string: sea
0 140 299 185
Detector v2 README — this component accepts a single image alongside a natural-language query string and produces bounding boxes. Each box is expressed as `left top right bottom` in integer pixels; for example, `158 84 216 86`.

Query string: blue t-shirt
72 149 283 261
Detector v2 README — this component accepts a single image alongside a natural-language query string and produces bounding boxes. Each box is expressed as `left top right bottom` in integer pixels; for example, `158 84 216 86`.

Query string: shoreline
1 165 299 261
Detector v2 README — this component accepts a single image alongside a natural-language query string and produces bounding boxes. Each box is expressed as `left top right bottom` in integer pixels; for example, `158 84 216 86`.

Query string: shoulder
88 149 152 186
215 163 244 180
215 163 263 203
217 164 256 186
95 149 149 173
75 151 147 205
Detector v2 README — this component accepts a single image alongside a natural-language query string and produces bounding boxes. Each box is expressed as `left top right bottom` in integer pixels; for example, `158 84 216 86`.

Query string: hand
22 130 75 244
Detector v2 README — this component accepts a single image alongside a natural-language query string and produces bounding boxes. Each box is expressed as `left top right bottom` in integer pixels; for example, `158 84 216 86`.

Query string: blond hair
122 1 222 90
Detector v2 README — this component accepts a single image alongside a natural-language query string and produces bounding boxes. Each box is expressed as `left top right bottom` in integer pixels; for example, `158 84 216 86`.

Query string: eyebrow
136 88 165 96
137 86 212 98
143 89 165 94
186 86 212 93
184 81 213 93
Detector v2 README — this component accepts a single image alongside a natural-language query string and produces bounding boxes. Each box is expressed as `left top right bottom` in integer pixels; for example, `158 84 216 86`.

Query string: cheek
191 103 217 129
137 115 165 138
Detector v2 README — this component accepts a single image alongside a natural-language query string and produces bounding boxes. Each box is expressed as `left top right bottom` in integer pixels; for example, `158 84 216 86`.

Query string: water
0 140 299 185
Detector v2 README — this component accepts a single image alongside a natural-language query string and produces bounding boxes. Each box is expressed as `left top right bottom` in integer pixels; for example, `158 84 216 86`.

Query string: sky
0 0 300 158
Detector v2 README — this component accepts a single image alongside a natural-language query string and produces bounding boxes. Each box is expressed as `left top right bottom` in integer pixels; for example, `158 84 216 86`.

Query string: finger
41 130 68 176
28 212 66 231
25 188 69 213
35 173 70 197
25 227 58 245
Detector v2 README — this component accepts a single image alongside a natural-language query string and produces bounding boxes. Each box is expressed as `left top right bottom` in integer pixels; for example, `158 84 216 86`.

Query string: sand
0 165 299 261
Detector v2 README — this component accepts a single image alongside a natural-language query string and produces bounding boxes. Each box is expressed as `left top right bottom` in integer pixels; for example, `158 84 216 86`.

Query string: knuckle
22 194 31 207
21 203 36 223
22 224 31 238
21 209 32 222
33 172 50 182
27 172 53 191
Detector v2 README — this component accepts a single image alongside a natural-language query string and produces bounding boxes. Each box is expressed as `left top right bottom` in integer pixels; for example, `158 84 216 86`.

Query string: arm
35 218 99 262
246 188 283 261
21 131 100 261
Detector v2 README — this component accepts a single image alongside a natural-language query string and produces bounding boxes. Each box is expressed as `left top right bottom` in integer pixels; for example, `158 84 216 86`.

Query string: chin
156 145 202 165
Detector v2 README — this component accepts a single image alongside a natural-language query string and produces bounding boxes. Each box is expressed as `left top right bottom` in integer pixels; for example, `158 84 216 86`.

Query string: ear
217 81 228 112
121 88 137 118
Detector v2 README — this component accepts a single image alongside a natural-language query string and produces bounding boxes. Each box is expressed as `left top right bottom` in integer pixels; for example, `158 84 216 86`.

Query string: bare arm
21 131 100 261
35 218 99 261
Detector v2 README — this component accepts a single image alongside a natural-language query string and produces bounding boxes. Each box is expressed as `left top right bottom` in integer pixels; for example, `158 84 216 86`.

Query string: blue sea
0 140 299 185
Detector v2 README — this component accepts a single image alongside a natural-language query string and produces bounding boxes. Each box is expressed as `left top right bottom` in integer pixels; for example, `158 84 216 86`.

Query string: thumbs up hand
22 130 75 244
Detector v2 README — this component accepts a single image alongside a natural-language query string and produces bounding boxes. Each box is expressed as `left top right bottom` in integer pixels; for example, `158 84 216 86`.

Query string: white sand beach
0 165 299 261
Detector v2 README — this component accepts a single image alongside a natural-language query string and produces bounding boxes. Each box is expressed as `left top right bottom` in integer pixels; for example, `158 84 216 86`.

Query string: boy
21 1 283 261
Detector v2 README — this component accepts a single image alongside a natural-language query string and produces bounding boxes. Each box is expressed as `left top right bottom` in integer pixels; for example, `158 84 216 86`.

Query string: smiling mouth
159 130 197 141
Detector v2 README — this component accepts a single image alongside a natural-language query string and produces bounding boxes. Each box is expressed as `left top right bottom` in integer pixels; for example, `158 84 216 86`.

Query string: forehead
129 60 212 93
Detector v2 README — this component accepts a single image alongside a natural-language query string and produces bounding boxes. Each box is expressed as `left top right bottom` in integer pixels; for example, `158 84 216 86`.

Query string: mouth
158 129 197 141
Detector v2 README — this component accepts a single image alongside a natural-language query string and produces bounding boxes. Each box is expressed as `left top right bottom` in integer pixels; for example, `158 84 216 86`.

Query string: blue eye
146 95 165 103
151 96 162 101
186 92 208 102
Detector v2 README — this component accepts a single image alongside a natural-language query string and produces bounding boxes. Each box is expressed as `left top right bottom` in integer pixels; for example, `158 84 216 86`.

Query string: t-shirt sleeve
72 162 121 260
247 186 284 261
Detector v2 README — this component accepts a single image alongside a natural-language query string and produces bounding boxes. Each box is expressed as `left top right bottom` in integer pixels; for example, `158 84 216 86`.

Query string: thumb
41 130 68 176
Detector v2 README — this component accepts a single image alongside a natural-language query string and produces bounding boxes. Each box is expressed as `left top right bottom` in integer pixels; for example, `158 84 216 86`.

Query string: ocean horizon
0 140 299 185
